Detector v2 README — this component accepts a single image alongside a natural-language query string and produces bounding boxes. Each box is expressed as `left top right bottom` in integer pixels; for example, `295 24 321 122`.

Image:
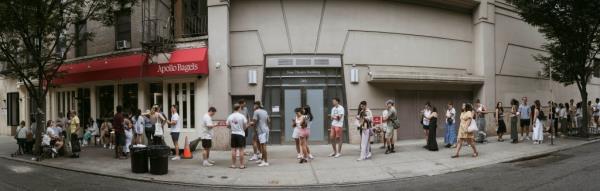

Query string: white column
137 82 147 111
185 82 191 129
113 83 119 111
208 0 231 119
473 0 496 108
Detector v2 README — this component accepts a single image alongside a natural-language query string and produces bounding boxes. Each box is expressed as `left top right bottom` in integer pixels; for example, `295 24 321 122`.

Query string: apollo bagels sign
146 62 207 77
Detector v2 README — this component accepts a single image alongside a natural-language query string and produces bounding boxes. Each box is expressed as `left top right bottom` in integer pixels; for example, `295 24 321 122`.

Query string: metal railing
178 15 208 39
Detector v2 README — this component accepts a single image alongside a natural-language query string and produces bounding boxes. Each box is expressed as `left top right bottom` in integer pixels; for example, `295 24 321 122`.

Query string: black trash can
148 145 170 175
130 145 148 173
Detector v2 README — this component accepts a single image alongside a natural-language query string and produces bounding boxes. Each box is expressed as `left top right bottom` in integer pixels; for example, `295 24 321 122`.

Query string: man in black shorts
227 104 248 169
518 97 532 141
200 107 217 166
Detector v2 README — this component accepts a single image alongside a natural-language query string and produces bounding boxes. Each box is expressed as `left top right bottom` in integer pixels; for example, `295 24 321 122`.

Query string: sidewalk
0 136 595 187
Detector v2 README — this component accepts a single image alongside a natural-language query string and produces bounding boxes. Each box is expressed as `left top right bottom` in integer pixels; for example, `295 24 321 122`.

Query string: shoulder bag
467 119 478 133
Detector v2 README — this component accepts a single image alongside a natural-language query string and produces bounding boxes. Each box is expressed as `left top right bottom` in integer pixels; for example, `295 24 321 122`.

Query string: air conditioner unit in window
116 40 131 50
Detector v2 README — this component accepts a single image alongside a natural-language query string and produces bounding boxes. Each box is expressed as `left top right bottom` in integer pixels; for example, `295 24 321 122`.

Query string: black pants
25 140 34 154
145 127 155 144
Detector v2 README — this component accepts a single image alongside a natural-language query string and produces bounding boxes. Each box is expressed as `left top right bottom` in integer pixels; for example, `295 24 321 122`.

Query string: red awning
144 48 209 77
53 48 209 85
54 54 147 85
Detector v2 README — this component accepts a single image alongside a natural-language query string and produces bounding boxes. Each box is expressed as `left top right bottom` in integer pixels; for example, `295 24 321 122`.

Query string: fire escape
141 0 208 64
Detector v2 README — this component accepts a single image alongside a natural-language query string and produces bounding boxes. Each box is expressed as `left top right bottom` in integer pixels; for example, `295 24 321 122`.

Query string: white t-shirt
423 109 432 126
170 113 182 132
46 127 56 138
331 105 345 127
227 112 247 136
446 108 456 122
594 103 600 116
199 113 214 139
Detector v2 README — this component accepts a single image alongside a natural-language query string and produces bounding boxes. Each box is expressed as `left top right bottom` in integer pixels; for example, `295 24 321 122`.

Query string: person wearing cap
383 100 397 154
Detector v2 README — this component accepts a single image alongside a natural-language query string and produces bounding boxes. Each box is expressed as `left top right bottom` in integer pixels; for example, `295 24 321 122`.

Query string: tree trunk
33 98 46 155
579 88 589 138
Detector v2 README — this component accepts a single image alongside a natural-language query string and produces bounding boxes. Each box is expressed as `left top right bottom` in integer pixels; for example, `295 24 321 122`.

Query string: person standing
559 103 567 136
356 101 373 160
293 108 310 163
142 110 154 144
15 121 30 155
150 106 167 145
70 111 81 158
113 106 126 159
227 104 248 169
594 98 600 128
167 105 182 160
444 102 457 148
474 99 489 143
133 109 144 145
518 97 532 141
383 100 398 154
510 99 520 143
425 107 439 151
329 98 345 158
380 108 389 150
420 102 432 145
302 106 314 160
240 100 260 161
452 103 478 158
252 102 270 167
496 102 507 142
199 107 217 167
569 99 576 131
123 118 133 157
532 100 545 144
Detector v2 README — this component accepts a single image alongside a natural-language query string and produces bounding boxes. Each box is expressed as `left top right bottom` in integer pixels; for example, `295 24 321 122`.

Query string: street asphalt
1 140 599 191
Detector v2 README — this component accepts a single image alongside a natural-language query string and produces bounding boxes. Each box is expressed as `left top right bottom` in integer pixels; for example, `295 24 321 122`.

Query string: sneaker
525 136 531 140
258 162 269 167
356 158 364 161
208 160 216 164
250 154 259 161
51 148 57 154
297 153 303 159
255 160 263 164
171 156 181 161
366 152 372 159
334 153 341 158
520 137 524 141
308 154 314 160
203 161 214 166
328 152 336 157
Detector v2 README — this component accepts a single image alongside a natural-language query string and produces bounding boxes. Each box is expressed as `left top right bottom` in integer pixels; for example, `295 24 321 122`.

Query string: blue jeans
444 122 457 145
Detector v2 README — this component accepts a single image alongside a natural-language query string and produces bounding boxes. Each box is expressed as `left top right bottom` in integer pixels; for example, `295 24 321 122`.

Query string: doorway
77 88 91 129
283 88 326 142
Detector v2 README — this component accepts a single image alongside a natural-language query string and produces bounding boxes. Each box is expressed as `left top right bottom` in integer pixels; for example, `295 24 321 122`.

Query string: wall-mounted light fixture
350 68 359 84
216 62 222 69
248 70 257 85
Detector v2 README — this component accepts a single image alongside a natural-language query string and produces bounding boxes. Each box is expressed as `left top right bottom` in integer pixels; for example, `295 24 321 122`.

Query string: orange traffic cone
182 136 193 159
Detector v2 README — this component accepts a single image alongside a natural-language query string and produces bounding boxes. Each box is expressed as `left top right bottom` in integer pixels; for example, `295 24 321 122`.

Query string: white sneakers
258 161 269 167
171 156 181 161
249 154 260 161
297 153 303 159
366 152 372 159
308 154 315 160
203 160 214 166
334 153 341 158
328 152 336 157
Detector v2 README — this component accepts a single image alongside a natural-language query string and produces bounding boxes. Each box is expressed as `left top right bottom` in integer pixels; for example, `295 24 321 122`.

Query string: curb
2 139 599 189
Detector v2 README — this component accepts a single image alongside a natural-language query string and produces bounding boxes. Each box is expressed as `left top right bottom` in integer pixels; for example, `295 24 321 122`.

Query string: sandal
451 155 459 158
239 166 246 169
229 165 237 169
472 152 479 158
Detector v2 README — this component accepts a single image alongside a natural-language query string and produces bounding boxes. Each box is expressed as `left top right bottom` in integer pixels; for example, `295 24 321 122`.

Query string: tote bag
467 119 478 133
154 121 164 136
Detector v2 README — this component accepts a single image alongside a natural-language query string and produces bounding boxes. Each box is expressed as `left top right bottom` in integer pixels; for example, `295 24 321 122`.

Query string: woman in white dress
532 100 544 144
356 101 373 161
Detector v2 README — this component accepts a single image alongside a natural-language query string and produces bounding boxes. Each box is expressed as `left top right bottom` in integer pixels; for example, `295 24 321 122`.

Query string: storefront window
97 85 114 121
121 84 138 115
149 83 163 108
166 82 195 129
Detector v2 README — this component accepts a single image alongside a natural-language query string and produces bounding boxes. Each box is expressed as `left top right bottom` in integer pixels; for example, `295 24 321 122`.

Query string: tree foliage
509 0 600 137
0 0 137 154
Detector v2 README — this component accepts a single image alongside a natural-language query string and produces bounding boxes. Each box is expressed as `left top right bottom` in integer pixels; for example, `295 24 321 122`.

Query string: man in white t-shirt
167 105 182 160
593 98 600 127
329 98 345 158
227 104 248 169
199 107 217 166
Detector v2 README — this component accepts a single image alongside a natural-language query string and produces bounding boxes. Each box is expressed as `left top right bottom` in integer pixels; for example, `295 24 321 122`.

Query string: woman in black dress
425 107 439 151
496 102 507 142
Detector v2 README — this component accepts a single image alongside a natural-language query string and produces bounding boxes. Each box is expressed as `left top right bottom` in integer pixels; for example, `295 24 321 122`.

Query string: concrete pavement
0 135 595 187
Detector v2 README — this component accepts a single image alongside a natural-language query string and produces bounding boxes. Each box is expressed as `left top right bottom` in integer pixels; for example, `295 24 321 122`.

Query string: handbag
467 119 478 133
154 122 164 136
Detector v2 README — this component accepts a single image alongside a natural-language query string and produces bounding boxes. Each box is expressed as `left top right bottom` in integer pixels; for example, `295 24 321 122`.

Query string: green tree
0 0 136 155
509 0 600 137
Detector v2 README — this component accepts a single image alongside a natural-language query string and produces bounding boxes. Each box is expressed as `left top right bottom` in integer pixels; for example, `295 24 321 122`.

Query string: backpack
389 110 401 129
538 110 547 120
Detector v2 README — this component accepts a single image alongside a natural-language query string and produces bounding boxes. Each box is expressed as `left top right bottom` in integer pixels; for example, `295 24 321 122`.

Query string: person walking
329 98 345 158
383 100 398 154
420 102 432 145
510 99 520 143
425 107 439 151
532 100 545 144
167 105 182 160
199 107 217 167
496 102 507 142
444 102 457 148
518 97 532 141
252 101 270 167
474 99 489 143
356 101 373 160
113 106 126 159
452 103 478 158
227 104 248 169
